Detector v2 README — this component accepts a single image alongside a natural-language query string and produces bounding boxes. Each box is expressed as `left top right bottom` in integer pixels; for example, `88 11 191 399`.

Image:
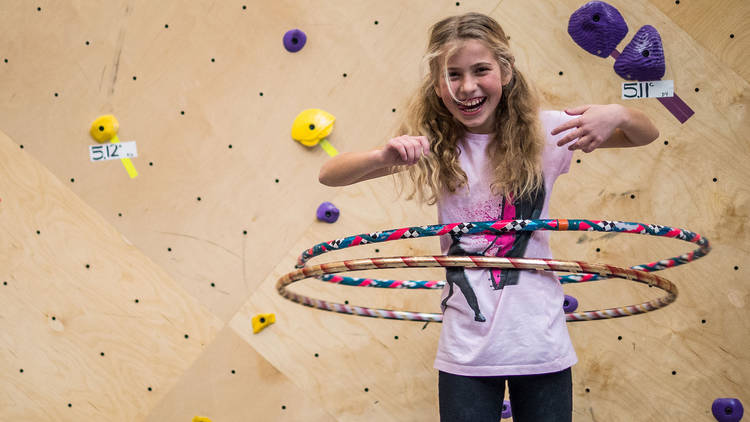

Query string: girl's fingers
570 135 590 151
406 142 417 163
396 143 408 162
557 132 576 146
408 138 425 163
583 140 599 153
551 119 579 136
557 127 585 147
420 137 431 155
388 136 431 165
553 116 586 136
411 141 422 163
565 105 591 115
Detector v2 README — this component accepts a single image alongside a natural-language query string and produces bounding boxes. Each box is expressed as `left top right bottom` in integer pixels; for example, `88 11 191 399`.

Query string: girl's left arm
551 104 660 153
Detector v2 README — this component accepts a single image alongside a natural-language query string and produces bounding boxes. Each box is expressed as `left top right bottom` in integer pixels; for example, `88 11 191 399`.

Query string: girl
319 12 658 422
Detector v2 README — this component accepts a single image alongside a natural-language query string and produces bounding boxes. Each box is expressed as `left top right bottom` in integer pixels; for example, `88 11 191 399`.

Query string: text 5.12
89 141 138 162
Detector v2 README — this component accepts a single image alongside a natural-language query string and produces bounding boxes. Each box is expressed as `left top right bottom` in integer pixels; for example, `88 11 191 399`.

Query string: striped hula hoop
276 219 710 322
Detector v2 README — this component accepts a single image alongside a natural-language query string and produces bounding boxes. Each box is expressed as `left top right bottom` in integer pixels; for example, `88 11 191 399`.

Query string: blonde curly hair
395 12 545 205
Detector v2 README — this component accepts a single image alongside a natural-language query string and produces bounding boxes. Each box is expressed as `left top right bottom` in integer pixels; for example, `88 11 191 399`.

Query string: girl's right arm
318 135 430 187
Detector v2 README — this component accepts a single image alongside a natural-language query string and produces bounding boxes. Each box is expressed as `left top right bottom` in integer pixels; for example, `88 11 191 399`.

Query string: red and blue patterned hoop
276 219 711 322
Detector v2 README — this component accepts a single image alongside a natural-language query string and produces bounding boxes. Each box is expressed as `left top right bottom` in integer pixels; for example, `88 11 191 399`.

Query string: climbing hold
291 108 338 156
568 1 628 58
251 313 276 334
614 25 665 81
712 398 744 422
291 109 335 147
192 417 212 422
316 202 340 223
563 294 579 313
501 399 512 419
88 115 138 178
89 115 119 143
283 29 307 53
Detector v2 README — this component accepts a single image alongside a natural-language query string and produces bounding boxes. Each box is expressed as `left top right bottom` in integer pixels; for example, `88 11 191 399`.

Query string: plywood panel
0 0 748 420
230 179 445 421
0 129 223 421
649 0 750 83
147 325 337 422
232 0 750 420
0 0 425 323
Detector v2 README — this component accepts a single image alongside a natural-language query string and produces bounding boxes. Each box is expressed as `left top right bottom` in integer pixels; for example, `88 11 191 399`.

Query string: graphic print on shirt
443 180 546 322
488 181 546 290
443 231 488 322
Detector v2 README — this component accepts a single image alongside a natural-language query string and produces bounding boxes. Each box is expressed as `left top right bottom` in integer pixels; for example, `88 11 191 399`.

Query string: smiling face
435 39 511 134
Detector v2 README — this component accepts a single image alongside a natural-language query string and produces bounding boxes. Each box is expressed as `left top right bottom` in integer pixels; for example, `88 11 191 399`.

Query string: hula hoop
277 219 710 322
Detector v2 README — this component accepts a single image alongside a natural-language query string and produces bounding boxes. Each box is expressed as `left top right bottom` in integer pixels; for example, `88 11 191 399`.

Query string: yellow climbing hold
192 417 212 422
90 115 119 143
291 109 335 147
251 313 276 334
88 114 138 178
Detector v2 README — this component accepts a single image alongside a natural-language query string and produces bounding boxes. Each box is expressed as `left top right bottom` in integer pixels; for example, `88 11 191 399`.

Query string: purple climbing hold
614 25 665 81
316 202 339 223
501 399 512 419
568 1 628 58
563 295 579 313
283 29 307 53
712 398 744 422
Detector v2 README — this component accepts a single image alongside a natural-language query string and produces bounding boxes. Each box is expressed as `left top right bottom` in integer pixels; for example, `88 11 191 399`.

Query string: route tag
622 80 674 99
89 141 138 162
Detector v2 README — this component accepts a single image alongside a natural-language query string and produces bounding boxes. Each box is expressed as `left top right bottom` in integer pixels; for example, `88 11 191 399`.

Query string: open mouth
456 97 487 114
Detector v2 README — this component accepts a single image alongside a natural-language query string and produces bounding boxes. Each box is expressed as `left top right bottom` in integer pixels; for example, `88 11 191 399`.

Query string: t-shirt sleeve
540 110 577 177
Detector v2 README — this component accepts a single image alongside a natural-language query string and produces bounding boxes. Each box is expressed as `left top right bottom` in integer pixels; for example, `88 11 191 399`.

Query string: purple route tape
569 1 694 123
611 49 694 123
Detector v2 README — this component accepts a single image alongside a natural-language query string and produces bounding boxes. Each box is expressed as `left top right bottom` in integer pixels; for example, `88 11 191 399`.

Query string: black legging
438 367 572 422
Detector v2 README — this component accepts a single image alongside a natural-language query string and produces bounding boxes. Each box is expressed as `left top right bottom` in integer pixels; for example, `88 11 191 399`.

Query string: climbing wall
0 0 747 421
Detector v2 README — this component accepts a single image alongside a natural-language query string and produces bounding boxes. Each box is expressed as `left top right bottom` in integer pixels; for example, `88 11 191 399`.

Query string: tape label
89 141 138 162
622 80 674 99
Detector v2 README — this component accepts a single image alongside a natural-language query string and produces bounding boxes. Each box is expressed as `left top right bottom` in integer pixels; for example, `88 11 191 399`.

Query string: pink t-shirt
434 110 577 376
